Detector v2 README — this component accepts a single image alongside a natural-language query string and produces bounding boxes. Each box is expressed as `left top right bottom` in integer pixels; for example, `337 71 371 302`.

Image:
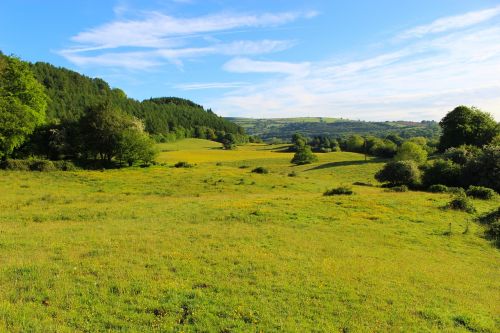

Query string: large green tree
0 55 47 158
395 141 428 164
439 106 499 151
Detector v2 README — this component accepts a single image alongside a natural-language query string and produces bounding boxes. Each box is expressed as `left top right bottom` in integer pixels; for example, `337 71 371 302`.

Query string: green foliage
229 117 441 141
222 133 236 150
345 135 365 153
395 141 428 164
291 145 318 165
466 186 496 200
443 145 480 165
428 184 448 193
375 160 421 187
446 194 475 213
324 186 354 195
117 129 158 166
0 55 48 158
439 106 499 150
251 166 269 174
79 102 135 161
0 158 77 171
477 207 500 245
422 159 462 188
29 62 244 139
461 144 500 192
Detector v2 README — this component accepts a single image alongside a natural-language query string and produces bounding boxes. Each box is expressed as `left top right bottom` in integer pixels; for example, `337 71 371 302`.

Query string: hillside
227 117 440 141
30 61 243 138
0 140 498 331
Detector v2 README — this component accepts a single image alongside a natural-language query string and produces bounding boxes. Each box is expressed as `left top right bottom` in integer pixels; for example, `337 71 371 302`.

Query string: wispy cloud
397 5 500 40
176 82 247 90
210 13 500 120
223 57 310 76
60 10 314 69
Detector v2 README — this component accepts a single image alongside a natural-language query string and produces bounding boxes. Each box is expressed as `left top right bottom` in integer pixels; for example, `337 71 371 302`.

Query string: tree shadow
305 158 385 171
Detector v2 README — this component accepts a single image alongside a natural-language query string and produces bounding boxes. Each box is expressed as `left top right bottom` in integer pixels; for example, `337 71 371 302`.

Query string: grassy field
0 138 498 332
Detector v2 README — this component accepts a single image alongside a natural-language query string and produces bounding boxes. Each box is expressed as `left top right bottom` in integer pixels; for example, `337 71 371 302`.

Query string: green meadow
0 139 498 332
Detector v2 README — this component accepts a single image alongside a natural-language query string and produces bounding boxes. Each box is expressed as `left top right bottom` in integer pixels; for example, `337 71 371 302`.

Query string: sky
1 0 500 121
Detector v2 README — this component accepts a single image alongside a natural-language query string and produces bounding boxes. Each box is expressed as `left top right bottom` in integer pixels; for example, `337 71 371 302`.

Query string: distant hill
29 61 244 138
227 117 440 141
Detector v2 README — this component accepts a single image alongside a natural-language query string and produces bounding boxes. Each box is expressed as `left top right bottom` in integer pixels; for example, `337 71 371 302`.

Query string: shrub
288 171 298 177
447 187 465 195
395 141 428 164
0 159 31 171
251 167 268 174
466 186 496 200
291 145 318 165
174 161 193 168
375 160 420 187
29 159 57 172
477 207 500 245
428 184 448 193
385 185 408 192
53 160 78 171
447 194 475 213
324 186 354 196
422 159 462 188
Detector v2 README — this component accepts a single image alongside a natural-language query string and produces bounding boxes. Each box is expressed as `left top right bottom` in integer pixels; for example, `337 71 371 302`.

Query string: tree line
0 53 249 168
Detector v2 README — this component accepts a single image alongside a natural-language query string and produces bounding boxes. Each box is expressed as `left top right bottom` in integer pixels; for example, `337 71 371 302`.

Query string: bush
395 141 428 164
385 185 408 192
447 194 475 213
0 159 31 171
466 186 496 200
251 167 268 174
324 186 354 196
29 159 57 171
174 161 193 168
291 145 318 165
422 159 462 188
53 160 78 171
428 184 448 193
375 160 421 187
477 207 500 245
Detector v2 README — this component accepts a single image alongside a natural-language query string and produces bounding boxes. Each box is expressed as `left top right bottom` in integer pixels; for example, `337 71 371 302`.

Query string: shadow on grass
305 158 386 171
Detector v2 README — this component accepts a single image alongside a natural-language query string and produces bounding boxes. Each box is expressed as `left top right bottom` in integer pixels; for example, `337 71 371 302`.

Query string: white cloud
210 25 500 120
223 58 311 76
397 5 500 40
176 82 247 90
69 11 311 50
60 10 311 69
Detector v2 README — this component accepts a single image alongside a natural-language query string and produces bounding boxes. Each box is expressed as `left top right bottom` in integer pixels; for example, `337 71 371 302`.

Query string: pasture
0 139 498 332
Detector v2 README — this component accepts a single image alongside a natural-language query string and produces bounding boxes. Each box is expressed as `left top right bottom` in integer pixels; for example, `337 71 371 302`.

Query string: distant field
227 117 440 141
0 139 498 332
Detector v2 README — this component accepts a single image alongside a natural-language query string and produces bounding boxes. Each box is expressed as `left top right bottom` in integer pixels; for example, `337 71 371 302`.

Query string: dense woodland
0 53 248 167
30 62 244 141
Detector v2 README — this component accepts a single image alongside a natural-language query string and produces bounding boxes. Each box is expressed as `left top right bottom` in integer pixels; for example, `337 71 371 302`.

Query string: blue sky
1 0 500 120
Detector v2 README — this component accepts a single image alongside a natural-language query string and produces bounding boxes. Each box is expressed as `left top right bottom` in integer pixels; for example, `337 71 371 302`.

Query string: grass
0 138 499 332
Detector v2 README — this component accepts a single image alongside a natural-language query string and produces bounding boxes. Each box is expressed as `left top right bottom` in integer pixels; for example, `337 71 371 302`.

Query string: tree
422 159 462 188
439 106 499 151
291 145 318 165
0 55 48 158
345 135 365 153
117 128 158 166
375 160 421 186
222 133 236 150
395 142 428 164
79 102 134 161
